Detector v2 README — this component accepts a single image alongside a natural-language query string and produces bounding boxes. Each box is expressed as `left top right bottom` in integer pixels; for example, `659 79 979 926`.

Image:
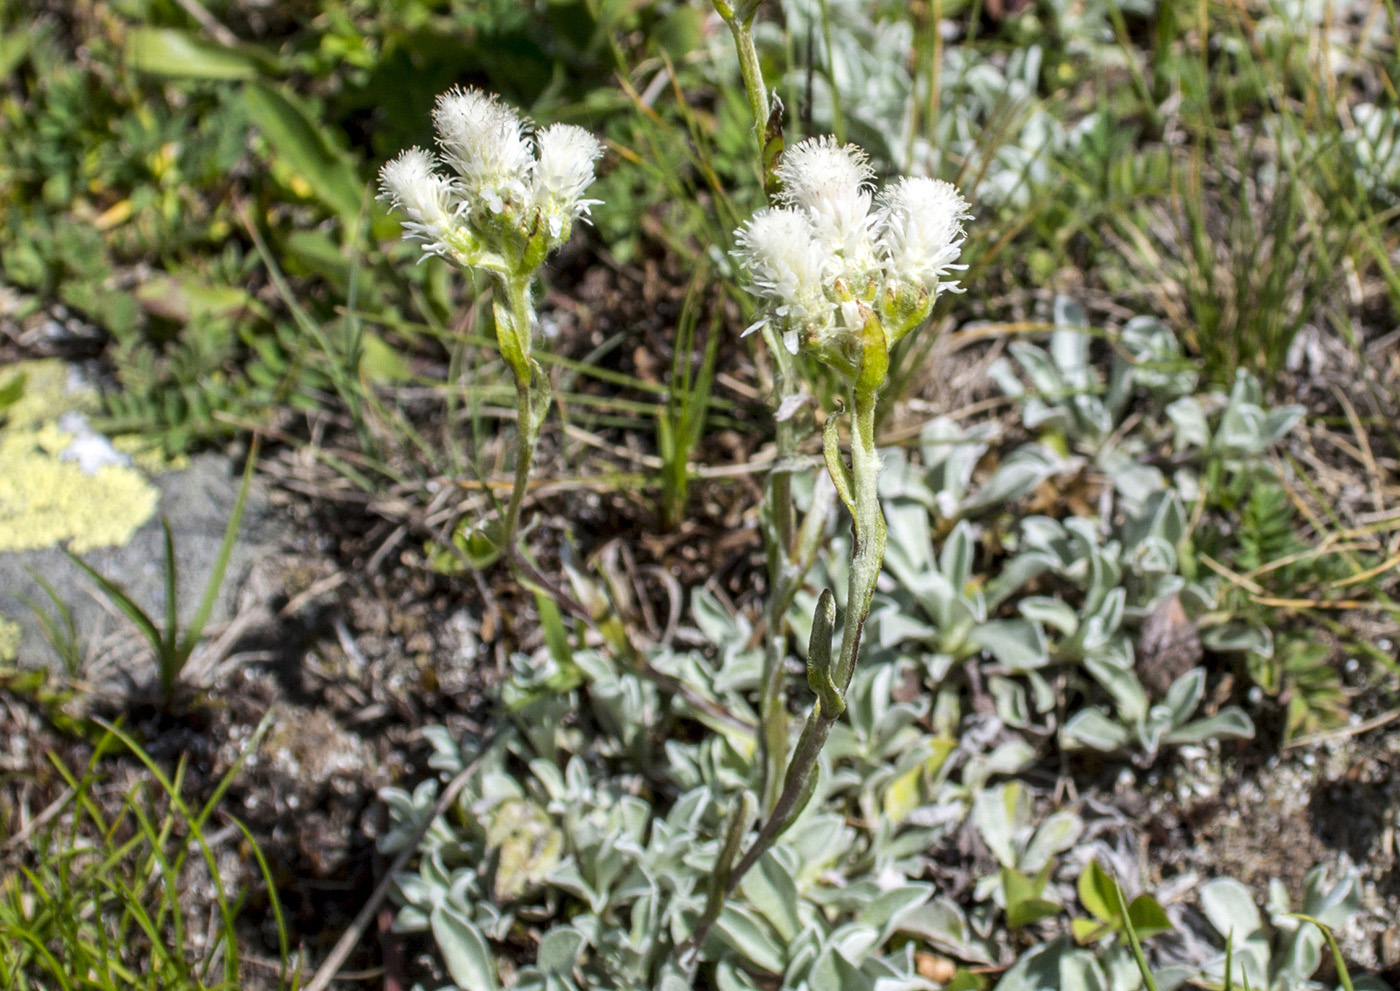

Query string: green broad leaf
430 904 500 991
949 969 987 991
1077 860 1120 924
1005 869 1061 929
126 28 263 80
244 81 366 226
535 591 574 671
1126 894 1173 938
1071 917 1113 945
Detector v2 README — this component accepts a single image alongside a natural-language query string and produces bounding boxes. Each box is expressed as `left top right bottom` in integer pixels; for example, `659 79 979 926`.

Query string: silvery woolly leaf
991 675 1032 728
1063 708 1132 751
536 925 587 975
1085 656 1148 725
431 903 500 991
988 356 1028 398
1162 668 1206 725
1201 622 1273 656
883 502 937 585
715 961 764 991
855 883 934 941
1050 322 1093 392
1263 405 1305 444
692 587 746 646
712 903 786 975
941 520 975 590
1059 949 1110 991
898 899 995 964
1300 865 1361 929
1018 596 1079 636
970 618 1049 671
973 782 1027 868
993 938 1071 991
964 444 1067 511
1007 342 1062 407
1100 449 1164 507
1166 397 1211 448
1199 878 1265 943
739 851 802 943
920 417 994 507
1022 811 1084 874
1163 708 1254 744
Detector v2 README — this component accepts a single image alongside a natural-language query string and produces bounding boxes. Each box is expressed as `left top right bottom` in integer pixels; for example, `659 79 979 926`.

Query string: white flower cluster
736 136 970 364
379 87 602 275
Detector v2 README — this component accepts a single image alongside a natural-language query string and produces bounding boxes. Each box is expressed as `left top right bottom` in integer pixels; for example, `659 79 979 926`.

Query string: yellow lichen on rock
2 359 96 430
0 617 19 663
0 361 159 554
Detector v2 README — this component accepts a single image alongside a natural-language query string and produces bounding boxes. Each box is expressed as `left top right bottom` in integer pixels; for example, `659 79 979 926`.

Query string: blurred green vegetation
2 0 1395 457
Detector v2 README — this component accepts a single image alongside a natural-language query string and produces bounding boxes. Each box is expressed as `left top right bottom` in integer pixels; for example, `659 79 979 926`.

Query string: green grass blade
181 439 258 659
1289 914 1355 991
66 551 164 658
1113 875 1160 991
161 518 179 690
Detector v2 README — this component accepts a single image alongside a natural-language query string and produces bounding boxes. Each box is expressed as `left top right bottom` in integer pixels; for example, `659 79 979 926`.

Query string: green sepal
855 310 890 404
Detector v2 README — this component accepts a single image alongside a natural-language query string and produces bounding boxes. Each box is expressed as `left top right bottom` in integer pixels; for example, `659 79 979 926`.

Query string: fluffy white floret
776 136 873 209
736 208 833 346
531 123 603 237
776 137 876 264
432 87 534 212
378 147 459 248
876 177 971 293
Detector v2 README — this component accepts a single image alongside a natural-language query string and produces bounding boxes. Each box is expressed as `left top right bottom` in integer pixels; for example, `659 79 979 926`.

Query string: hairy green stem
496 274 551 553
686 381 886 958
726 15 769 168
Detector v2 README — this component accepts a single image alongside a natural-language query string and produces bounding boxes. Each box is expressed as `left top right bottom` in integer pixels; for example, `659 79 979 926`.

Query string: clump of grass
0 717 293 991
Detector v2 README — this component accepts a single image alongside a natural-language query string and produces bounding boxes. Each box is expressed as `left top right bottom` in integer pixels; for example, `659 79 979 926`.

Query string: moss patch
0 361 159 554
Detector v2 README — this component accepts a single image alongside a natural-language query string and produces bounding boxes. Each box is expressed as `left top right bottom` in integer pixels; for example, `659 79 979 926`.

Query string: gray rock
0 452 284 678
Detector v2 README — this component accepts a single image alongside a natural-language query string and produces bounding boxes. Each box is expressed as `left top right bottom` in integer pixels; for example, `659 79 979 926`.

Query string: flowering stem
685 363 887 960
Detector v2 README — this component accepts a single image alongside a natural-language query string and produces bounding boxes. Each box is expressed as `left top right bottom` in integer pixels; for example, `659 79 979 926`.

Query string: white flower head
876 176 971 294
378 147 459 251
736 207 833 347
531 123 604 238
432 87 534 213
776 136 877 267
